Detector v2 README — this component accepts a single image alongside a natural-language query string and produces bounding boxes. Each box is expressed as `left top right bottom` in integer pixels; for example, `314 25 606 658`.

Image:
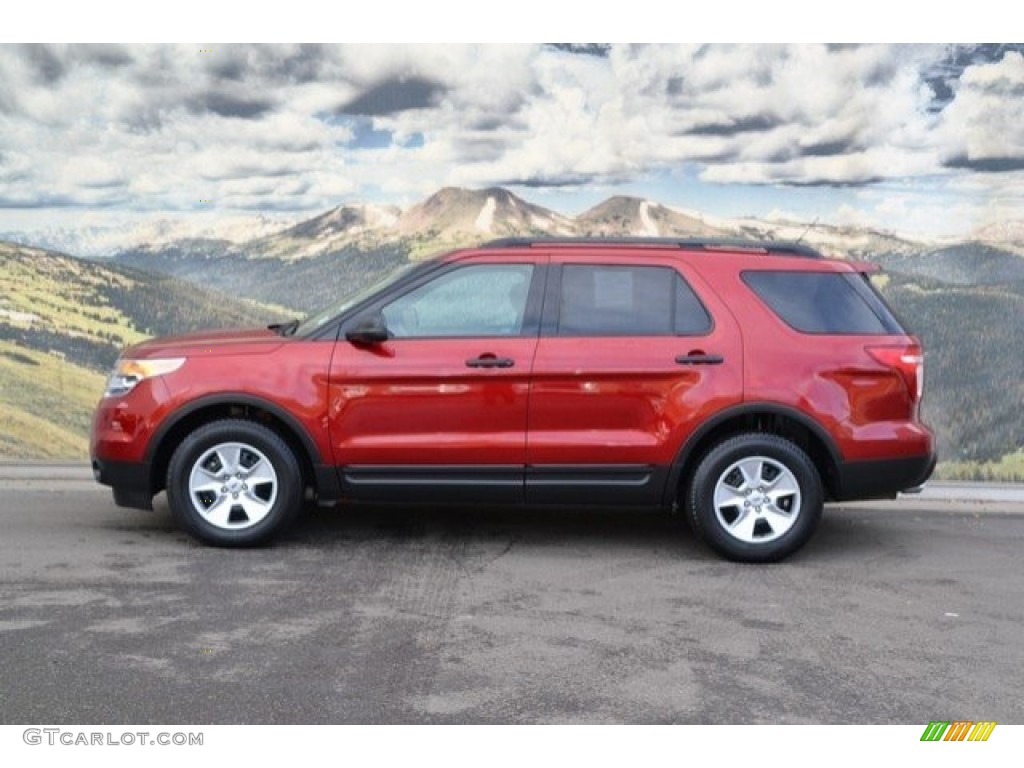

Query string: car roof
479 236 825 260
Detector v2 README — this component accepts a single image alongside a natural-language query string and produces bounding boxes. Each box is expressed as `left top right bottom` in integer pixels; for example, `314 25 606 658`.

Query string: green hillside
876 242 1024 286
0 242 286 458
4 237 1023 480
0 341 104 458
115 243 410 313
880 272 1024 480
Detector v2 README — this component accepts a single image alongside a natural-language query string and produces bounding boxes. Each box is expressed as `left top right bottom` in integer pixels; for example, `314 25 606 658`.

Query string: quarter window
557 264 711 336
742 271 904 334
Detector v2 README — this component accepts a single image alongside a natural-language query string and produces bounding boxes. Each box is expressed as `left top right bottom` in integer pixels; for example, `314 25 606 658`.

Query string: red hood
124 327 284 358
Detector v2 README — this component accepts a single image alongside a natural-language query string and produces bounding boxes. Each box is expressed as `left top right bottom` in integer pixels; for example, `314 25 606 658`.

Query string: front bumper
91 456 153 510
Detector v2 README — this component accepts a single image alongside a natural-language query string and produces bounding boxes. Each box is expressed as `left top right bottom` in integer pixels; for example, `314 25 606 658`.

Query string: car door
328 255 546 503
526 254 743 504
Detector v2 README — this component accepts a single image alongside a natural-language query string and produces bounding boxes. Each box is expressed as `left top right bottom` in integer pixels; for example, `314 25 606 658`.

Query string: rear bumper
91 456 153 510
832 452 937 501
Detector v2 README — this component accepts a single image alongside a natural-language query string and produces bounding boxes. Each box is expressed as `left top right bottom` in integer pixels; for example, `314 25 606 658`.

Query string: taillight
866 343 924 402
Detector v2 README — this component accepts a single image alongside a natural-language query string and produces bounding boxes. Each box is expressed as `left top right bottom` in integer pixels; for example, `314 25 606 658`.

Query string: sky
2 42 1024 243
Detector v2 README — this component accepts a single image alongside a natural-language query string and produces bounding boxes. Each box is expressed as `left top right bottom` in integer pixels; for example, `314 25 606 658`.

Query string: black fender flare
145 392 324 469
663 402 843 505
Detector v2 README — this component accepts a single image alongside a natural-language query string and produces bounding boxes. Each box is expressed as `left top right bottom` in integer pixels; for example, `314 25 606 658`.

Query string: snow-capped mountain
971 220 1024 254
723 216 925 260
576 197 732 238
6 186 946 267
240 203 401 261
398 187 575 241
0 213 297 258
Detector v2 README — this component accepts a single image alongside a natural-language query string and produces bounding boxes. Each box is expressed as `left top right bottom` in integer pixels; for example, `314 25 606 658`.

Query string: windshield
293 261 426 337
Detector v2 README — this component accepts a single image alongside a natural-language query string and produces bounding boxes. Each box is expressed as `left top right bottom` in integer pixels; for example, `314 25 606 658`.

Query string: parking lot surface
1 467 1022 724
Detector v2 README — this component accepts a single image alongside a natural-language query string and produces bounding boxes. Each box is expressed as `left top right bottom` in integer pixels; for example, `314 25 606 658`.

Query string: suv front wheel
166 419 304 546
687 433 823 562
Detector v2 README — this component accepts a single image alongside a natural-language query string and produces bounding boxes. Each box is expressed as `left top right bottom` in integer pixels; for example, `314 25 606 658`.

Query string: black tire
166 419 303 547
687 433 823 563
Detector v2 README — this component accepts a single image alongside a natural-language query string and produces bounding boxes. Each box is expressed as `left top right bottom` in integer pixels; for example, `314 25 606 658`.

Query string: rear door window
556 264 712 336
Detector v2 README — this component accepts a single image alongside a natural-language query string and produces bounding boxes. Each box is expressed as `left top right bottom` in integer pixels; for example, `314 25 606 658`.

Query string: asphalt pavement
1 463 1022 724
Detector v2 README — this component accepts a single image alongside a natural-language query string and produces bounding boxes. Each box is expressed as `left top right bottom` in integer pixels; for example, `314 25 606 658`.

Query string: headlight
103 358 185 398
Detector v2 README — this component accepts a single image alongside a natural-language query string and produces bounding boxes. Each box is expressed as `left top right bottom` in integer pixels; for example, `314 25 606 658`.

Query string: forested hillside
881 272 1024 471
116 243 410 313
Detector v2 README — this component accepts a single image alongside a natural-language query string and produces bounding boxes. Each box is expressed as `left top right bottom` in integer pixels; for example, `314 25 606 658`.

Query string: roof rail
481 236 824 259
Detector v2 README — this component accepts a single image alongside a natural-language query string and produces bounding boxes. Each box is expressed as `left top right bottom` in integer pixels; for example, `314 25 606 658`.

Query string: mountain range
10 185 1024 261
107 187 988 315
1 186 1022 476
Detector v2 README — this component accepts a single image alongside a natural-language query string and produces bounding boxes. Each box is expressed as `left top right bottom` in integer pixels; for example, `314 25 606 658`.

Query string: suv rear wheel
166 419 303 546
687 433 823 562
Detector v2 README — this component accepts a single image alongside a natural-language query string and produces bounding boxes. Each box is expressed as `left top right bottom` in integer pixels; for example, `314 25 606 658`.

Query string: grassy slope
0 242 284 459
0 341 104 458
937 451 1024 483
1 243 145 348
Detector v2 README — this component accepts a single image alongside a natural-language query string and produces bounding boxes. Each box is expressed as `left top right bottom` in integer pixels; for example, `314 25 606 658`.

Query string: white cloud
940 51 1024 170
0 43 1022 241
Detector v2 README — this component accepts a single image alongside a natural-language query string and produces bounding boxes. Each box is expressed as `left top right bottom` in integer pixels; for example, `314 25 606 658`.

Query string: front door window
382 264 534 338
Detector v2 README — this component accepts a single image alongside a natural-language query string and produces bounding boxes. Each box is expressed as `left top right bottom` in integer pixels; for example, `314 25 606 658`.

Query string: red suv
91 238 935 561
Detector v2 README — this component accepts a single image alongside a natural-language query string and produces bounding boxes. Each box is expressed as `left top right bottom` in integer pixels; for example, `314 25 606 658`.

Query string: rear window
742 271 904 335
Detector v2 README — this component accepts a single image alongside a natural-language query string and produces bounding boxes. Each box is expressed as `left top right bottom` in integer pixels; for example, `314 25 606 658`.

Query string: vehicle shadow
287 501 700 549
138 494 906 563
283 502 897 562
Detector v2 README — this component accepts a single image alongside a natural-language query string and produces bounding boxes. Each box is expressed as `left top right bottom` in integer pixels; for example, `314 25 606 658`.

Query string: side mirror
345 315 390 345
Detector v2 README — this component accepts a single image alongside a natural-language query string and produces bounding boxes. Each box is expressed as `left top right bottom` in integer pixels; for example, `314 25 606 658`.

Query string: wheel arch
146 394 324 498
666 402 843 505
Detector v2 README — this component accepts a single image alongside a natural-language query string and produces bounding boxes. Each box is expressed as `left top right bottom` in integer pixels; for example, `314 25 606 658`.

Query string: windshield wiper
268 319 301 337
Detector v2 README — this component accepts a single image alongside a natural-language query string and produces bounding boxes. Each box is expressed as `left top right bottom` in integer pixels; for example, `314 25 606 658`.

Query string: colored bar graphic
944 721 973 741
921 722 950 741
968 722 997 742
920 720 996 742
